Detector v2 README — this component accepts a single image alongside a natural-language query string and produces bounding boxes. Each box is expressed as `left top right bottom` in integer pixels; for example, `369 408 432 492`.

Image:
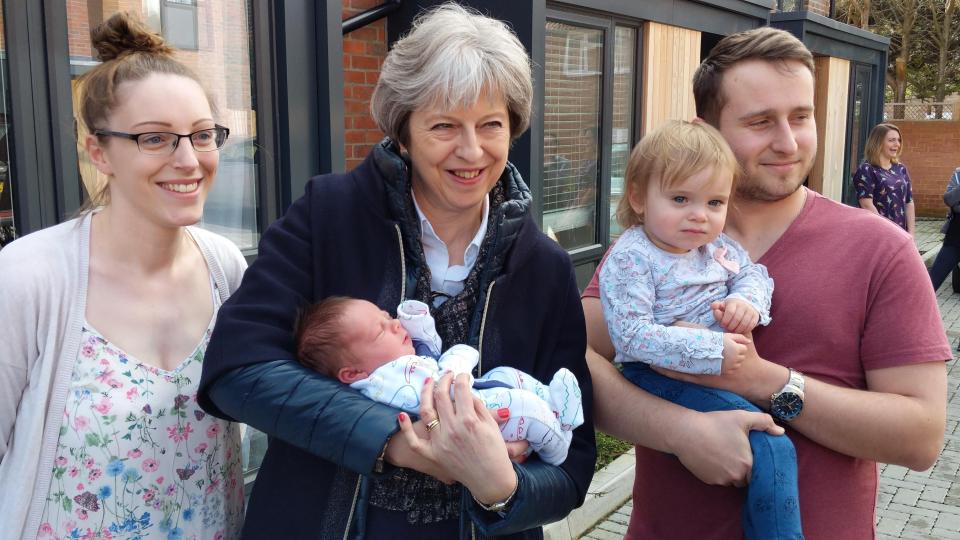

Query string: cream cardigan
0 213 246 539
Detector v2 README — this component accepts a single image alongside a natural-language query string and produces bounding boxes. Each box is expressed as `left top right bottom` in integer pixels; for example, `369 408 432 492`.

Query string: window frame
160 0 200 51
544 6 642 271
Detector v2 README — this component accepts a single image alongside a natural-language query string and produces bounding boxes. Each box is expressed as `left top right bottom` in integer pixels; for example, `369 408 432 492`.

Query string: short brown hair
295 296 356 377
693 27 815 126
863 123 902 166
617 120 739 229
78 12 212 208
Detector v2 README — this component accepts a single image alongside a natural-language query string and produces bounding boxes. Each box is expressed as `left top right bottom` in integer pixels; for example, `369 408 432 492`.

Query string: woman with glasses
199 4 594 539
0 12 245 540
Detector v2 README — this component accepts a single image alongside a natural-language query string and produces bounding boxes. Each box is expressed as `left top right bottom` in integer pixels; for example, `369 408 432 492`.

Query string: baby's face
341 299 417 374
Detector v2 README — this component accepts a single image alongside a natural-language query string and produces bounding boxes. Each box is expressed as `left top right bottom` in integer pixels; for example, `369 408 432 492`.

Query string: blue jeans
622 363 804 540
929 242 960 292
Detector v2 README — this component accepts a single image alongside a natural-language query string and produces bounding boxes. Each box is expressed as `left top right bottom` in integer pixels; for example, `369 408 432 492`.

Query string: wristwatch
473 478 518 514
770 368 805 421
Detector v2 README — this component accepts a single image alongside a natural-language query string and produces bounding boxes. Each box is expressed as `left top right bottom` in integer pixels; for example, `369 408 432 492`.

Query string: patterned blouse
599 226 773 375
38 288 243 540
853 161 913 230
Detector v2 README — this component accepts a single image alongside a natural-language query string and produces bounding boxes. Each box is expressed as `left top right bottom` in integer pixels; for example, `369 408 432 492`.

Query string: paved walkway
585 218 960 539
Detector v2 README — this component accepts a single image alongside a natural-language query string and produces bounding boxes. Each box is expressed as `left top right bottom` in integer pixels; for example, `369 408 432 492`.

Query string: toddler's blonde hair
617 120 740 229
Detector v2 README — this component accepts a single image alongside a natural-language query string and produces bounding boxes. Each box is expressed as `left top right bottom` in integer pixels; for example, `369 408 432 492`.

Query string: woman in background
854 123 915 235
0 13 245 539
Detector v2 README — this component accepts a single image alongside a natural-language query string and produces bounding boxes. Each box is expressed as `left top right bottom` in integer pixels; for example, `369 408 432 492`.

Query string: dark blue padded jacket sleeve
207 361 399 475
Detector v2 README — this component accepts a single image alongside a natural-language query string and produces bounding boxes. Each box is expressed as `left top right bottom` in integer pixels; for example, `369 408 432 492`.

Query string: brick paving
584 218 960 539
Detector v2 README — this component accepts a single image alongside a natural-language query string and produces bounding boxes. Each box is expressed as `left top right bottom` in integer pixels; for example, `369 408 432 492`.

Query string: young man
582 27 949 539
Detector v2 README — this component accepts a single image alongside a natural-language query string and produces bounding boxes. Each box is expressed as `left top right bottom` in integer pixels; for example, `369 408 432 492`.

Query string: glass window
66 0 265 478
67 1 260 252
0 0 14 248
161 0 199 51
543 16 638 256
609 26 636 241
543 21 602 251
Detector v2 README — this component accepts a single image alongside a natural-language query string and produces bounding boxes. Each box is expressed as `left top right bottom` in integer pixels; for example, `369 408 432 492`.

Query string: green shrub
595 432 632 471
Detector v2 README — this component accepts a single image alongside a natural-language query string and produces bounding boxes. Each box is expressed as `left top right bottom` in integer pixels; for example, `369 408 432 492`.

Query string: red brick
351 55 380 71
344 39 370 55
354 116 379 130
352 85 374 100
344 71 366 85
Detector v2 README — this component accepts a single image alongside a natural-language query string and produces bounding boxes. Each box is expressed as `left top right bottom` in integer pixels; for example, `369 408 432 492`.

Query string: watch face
772 392 803 420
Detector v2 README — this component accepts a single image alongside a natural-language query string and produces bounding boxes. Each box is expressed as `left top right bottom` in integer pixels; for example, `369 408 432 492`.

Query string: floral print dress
853 161 913 230
39 284 243 540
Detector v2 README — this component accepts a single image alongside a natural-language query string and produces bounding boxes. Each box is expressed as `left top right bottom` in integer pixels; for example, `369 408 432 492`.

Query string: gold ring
425 419 440 432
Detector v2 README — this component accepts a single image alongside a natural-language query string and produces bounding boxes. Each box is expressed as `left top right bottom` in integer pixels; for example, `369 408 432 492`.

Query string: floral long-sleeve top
599 226 773 375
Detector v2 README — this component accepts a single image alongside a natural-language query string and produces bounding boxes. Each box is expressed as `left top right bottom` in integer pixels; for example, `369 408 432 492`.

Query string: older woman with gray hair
198 3 595 538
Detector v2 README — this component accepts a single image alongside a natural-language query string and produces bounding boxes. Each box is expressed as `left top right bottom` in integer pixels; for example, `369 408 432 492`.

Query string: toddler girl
599 120 802 539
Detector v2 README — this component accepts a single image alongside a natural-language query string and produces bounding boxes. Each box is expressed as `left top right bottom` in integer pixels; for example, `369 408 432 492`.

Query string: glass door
843 63 873 206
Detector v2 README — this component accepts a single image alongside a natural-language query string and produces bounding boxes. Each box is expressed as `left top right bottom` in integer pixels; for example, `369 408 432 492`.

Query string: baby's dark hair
295 296 356 377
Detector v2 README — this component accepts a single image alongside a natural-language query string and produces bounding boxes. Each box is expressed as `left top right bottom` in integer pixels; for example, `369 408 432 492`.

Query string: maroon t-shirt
583 189 950 539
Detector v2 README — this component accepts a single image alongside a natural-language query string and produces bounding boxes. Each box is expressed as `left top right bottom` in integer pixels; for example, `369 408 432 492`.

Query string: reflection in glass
609 26 636 241
543 21 602 250
0 0 15 248
67 1 260 251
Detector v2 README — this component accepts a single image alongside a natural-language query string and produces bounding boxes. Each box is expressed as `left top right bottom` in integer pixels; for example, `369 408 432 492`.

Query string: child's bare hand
713 299 760 334
721 333 750 373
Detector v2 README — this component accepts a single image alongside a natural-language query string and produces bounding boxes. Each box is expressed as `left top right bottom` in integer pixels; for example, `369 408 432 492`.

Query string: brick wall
896 121 960 217
342 0 388 171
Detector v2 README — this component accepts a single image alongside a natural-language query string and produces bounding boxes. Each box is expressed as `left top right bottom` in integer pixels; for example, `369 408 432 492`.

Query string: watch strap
472 477 518 513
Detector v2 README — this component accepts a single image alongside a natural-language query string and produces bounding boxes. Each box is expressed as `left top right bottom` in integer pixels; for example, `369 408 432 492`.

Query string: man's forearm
586 348 688 453
788 363 945 470
731 358 946 470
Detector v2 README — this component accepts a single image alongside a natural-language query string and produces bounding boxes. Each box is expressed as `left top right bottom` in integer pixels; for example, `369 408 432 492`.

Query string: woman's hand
387 411 457 484
387 375 527 488
400 372 518 504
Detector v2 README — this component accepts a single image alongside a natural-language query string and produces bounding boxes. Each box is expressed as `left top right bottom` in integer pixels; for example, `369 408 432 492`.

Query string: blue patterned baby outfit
349 301 584 465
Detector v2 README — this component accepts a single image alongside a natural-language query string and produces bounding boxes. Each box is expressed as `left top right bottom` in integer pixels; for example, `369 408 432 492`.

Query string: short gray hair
370 3 533 144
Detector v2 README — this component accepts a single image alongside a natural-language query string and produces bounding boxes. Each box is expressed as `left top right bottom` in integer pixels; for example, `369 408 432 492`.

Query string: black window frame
545 5 643 274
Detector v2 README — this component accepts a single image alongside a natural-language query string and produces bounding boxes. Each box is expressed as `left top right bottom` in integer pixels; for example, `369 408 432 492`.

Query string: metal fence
883 102 956 121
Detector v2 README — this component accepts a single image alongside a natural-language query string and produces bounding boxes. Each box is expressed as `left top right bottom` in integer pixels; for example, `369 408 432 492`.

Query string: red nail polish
424 378 432 385
498 408 510 419
398 412 407 422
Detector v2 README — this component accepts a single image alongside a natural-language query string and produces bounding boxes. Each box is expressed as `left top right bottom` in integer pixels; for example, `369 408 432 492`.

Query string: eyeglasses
93 125 230 156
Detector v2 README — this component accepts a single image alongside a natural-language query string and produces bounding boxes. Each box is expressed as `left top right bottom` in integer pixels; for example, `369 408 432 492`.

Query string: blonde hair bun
91 12 173 62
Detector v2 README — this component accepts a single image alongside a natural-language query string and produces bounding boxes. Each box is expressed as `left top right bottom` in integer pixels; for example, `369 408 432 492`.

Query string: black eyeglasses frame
92 124 230 155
